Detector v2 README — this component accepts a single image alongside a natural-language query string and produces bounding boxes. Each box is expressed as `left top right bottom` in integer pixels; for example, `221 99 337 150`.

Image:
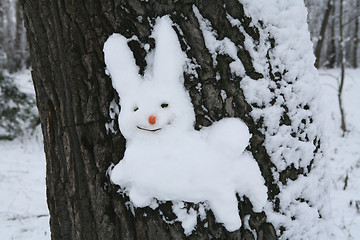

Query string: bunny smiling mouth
137 126 162 132
136 120 173 132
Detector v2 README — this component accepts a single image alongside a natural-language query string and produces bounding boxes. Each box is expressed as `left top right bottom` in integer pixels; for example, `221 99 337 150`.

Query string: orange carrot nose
148 115 156 125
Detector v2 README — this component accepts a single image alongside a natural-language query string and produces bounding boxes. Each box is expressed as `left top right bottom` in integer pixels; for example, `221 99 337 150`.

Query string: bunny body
104 16 267 232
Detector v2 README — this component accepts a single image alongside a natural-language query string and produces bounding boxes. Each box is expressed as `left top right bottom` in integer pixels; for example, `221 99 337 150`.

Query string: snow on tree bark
21 0 327 239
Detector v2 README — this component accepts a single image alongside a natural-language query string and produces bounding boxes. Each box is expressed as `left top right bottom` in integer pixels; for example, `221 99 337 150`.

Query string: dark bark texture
20 0 317 239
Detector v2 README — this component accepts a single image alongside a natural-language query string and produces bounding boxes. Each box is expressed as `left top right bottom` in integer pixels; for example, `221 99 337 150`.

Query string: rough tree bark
21 0 323 239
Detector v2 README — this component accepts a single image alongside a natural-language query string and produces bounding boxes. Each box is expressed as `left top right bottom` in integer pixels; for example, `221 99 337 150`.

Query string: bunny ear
103 34 141 96
150 16 186 85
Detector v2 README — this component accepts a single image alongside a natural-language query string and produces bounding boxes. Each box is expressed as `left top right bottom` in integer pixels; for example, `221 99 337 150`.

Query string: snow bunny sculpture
104 16 267 232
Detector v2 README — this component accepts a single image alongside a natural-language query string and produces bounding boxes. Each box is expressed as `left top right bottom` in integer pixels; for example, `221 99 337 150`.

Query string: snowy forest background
0 0 359 239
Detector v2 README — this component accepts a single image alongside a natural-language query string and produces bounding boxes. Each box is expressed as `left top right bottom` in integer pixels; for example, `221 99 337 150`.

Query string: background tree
353 0 359 68
21 0 328 239
0 0 29 72
312 0 334 68
0 0 37 140
338 0 347 135
305 0 360 68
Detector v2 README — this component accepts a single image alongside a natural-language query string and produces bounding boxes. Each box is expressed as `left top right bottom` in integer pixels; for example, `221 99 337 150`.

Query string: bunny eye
161 103 169 108
133 106 139 112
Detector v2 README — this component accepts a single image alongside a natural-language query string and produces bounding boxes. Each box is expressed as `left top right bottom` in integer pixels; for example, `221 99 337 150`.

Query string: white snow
1 5 360 240
0 70 50 240
172 201 198 235
104 16 267 233
193 6 246 76
192 1 330 237
3 68 360 239
318 69 360 239
233 1 329 239
0 132 49 240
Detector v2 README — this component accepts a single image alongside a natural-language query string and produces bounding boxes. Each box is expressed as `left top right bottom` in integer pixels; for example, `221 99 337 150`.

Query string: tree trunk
0 1 4 67
353 0 359 68
21 0 325 239
0 0 29 72
339 0 347 135
314 0 333 69
12 0 26 72
326 4 337 68
0 0 11 69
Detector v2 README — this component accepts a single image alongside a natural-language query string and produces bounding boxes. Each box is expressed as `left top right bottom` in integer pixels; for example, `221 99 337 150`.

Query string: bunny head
104 16 195 140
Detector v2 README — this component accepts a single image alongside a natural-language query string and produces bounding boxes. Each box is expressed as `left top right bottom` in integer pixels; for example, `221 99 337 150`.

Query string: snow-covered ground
0 131 50 240
0 70 50 239
0 68 359 239
319 69 360 239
